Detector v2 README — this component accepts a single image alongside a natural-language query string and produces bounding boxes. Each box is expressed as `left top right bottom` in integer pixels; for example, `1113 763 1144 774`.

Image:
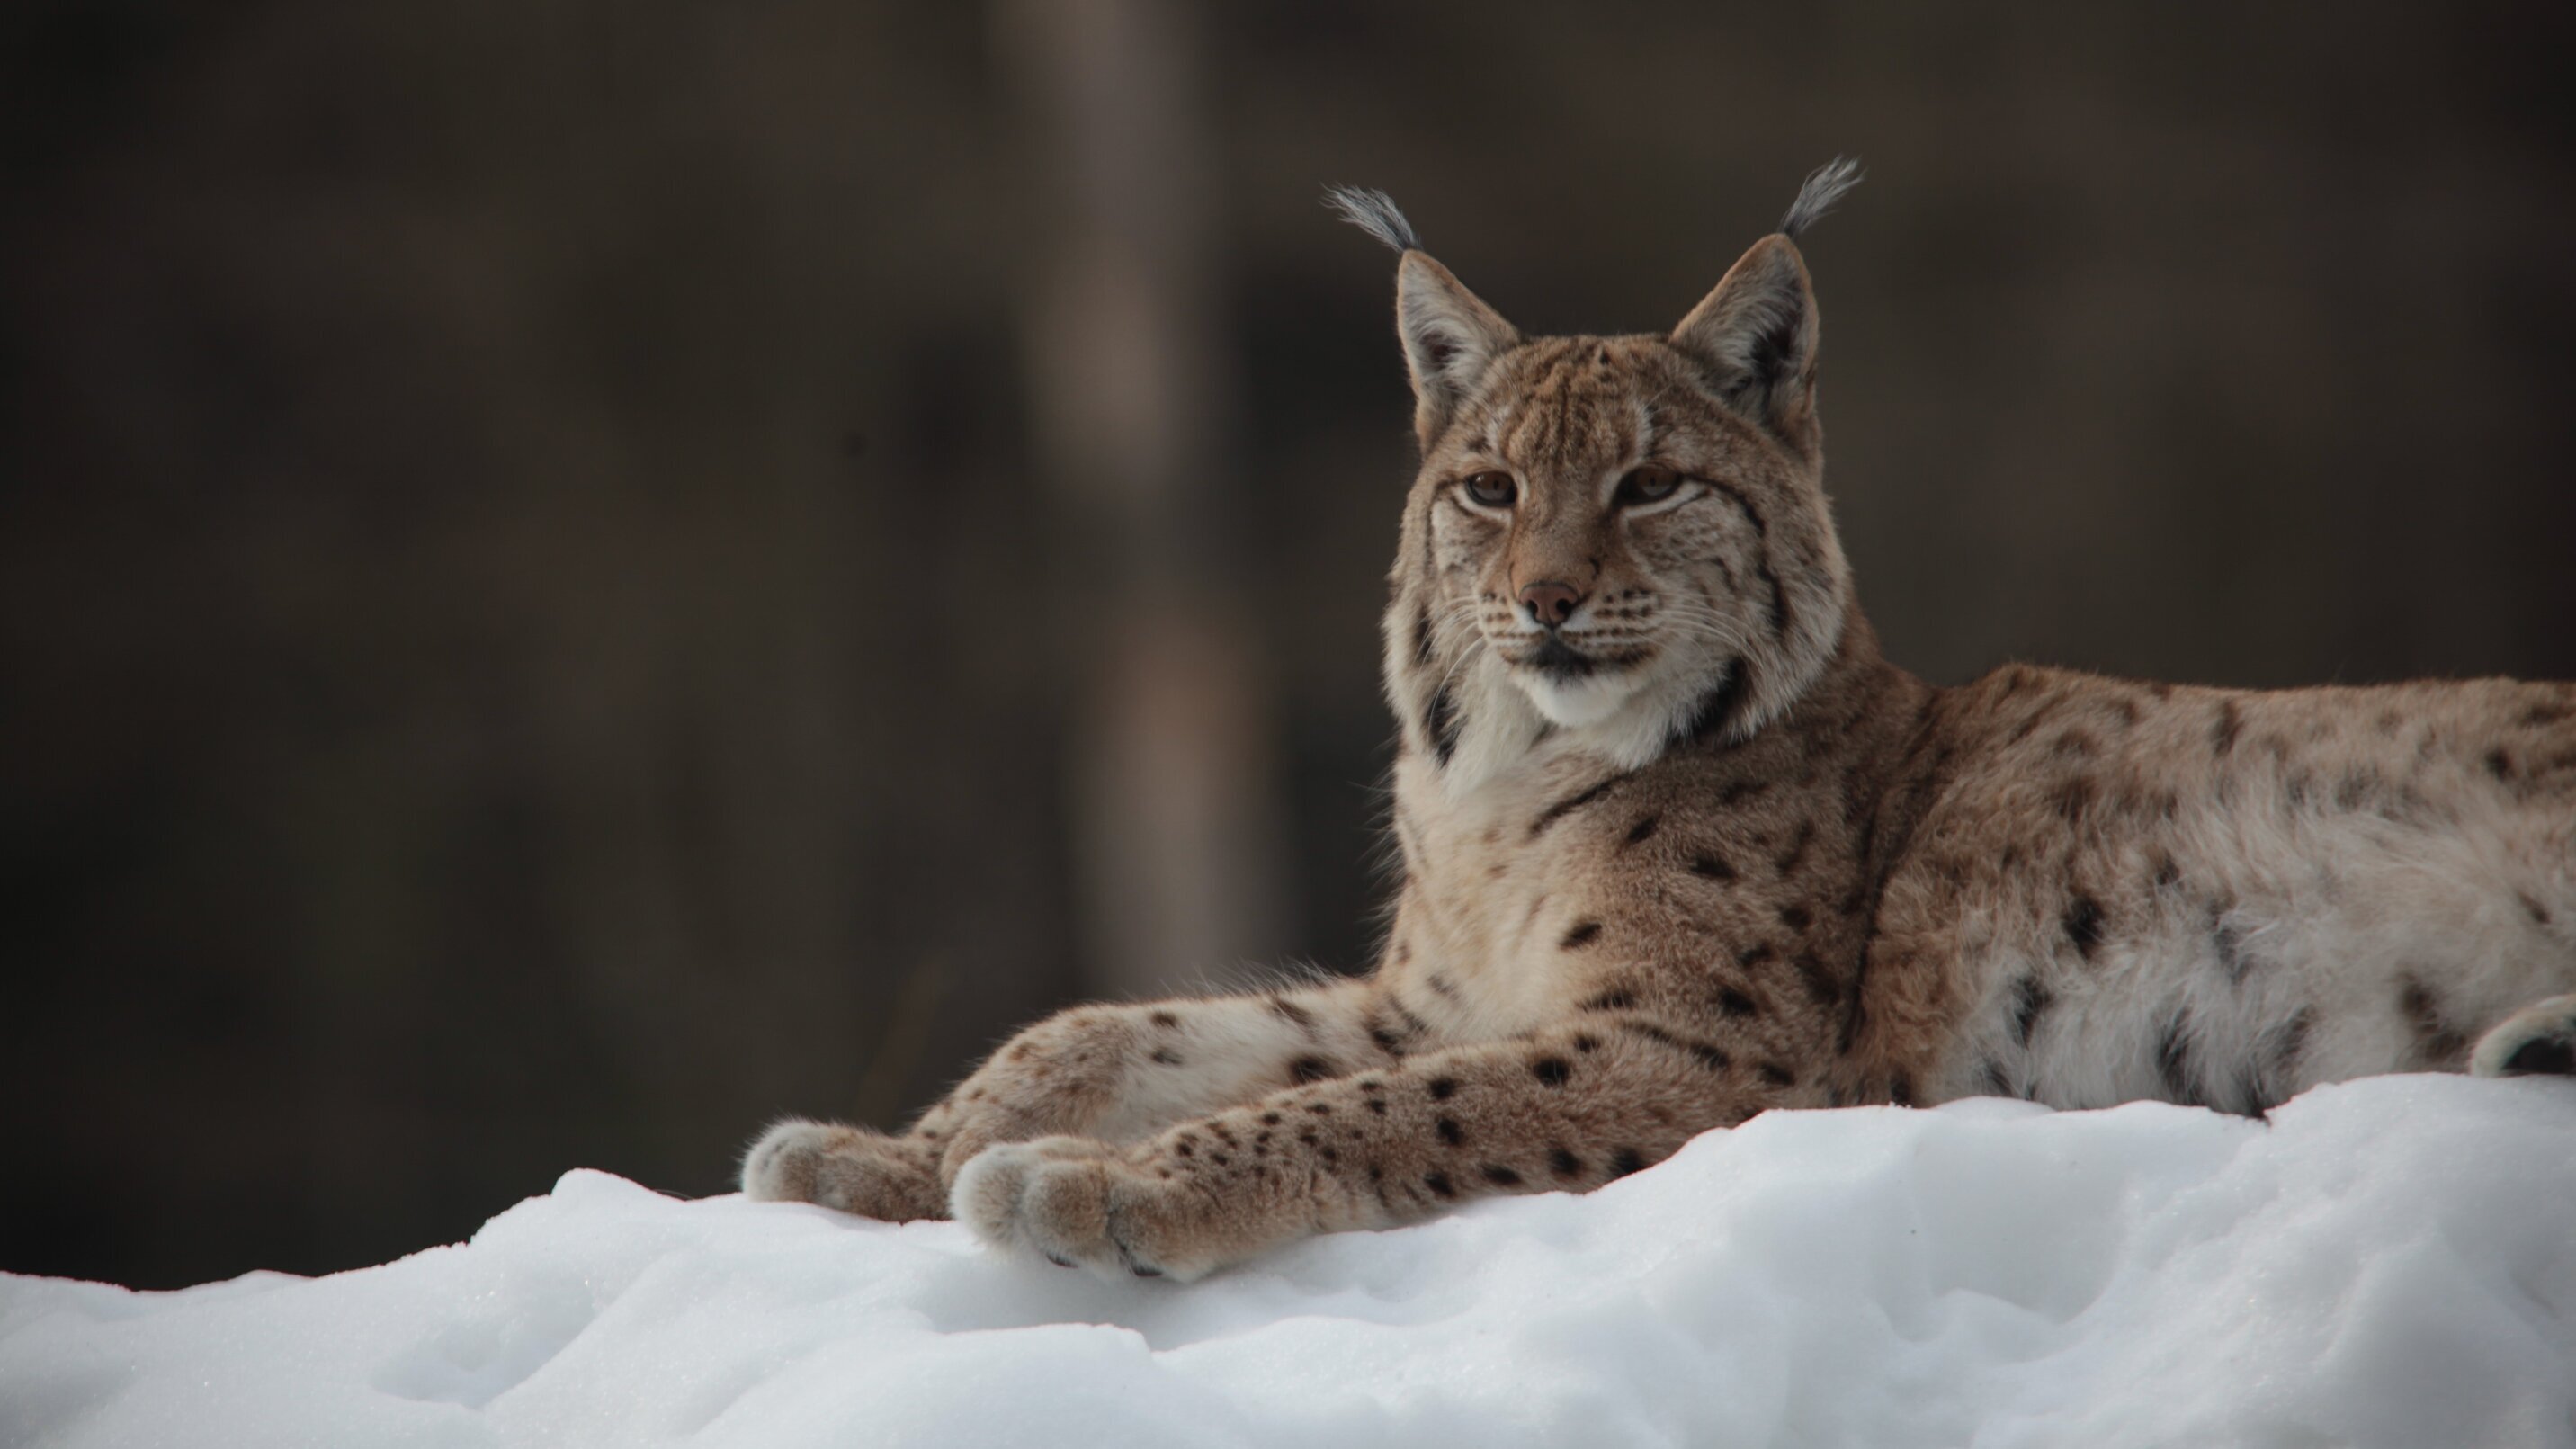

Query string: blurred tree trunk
993 0 1290 997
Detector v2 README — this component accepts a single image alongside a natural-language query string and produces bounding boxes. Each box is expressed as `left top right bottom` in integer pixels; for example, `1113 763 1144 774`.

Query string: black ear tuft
1324 186 1423 253
1778 157 1863 240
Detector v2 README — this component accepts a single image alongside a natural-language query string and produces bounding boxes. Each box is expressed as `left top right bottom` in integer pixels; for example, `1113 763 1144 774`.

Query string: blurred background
6 0 2572 1289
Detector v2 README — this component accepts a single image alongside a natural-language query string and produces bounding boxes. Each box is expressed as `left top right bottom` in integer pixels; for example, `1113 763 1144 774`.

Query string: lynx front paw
2472 994 2576 1078
953 1137 1218 1283
741 1118 948 1221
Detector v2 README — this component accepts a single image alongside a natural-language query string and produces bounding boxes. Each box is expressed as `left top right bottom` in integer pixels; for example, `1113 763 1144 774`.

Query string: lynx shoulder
742 163 2576 1282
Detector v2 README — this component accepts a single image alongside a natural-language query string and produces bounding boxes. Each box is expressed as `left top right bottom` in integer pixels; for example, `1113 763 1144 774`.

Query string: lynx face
1420 337 1838 735
1379 235 1853 785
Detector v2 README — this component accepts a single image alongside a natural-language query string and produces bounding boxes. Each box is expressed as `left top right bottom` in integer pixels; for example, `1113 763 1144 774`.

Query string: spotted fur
744 164 2576 1283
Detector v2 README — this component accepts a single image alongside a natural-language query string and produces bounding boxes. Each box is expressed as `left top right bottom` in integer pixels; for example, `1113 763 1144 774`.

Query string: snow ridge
4 1075 2572 1448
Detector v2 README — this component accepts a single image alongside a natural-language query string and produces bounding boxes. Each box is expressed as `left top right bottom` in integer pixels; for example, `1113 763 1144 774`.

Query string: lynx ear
1669 235 1820 443
1395 252 1520 450
1325 185 1521 449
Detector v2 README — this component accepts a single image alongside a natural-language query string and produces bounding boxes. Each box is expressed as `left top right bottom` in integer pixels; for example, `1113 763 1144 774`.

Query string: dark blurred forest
5 0 2572 1289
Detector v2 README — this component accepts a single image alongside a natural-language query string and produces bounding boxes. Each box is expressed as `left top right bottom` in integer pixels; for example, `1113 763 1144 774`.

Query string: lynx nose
1518 580 1585 629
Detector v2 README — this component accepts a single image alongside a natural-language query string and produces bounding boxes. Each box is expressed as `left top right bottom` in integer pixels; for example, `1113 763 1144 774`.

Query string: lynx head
1331 161 1861 790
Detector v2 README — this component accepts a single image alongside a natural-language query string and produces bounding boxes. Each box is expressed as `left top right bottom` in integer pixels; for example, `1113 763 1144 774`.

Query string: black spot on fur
1267 997 1318 1033
1531 1057 1572 1087
2155 1013 2196 1103
1427 972 1460 1000
1758 558 1792 642
2212 916 2250 984
1151 1047 1184 1066
1411 606 1436 667
1561 920 1603 949
1530 777 1621 837
1573 1033 1599 1052
1481 1164 1524 1187
2051 776 2097 824
2151 853 2182 891
1717 986 1759 1017
1309 1102 1332 1114
2399 976 2468 1066
2212 701 2242 759
2521 891 2554 927
1549 1147 1583 1178
1792 953 1841 1006
1436 1117 1464 1146
2009 976 2051 1048
1624 814 1662 846
1425 686 1462 766
1691 854 1738 881
1689 1042 1731 1071
1580 988 1639 1013
1759 1061 1796 1087
1775 821 1815 876
1289 1055 1337 1084
1427 1077 1458 1100
2269 1007 2312 1087
1424 1171 1457 1200
1260 1112 1282 1125
1779 904 1814 931
1738 943 1777 967
1365 1098 1387 1115
2064 895 2106 959
2484 747 2512 781
1671 663 1750 747
1149 1010 1179 1029
1888 1075 1916 1106
1618 1020 1681 1051
1608 1148 1647 1178
1719 779 1771 808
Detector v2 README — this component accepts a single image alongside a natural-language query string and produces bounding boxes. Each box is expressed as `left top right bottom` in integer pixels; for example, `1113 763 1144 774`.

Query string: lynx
744 162 2576 1282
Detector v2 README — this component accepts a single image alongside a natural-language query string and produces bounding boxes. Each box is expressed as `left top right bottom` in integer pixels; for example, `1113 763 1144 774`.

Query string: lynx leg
2470 993 2576 1078
746 978 1402 1222
955 1015 1803 1282
926 977 1397 1185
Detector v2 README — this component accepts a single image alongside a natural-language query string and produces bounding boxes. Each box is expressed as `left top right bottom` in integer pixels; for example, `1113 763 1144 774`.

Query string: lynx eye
1462 471 1518 508
1615 465 1683 506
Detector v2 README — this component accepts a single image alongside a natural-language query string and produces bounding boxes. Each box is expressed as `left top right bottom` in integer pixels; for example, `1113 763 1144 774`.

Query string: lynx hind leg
741 1118 949 1221
2471 994 2576 1078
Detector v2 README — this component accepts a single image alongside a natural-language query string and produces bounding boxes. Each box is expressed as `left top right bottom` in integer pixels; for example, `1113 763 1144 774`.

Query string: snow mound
6 1075 2573 1448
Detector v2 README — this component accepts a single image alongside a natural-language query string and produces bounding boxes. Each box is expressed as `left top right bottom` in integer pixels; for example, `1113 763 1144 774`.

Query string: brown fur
746 174 2576 1282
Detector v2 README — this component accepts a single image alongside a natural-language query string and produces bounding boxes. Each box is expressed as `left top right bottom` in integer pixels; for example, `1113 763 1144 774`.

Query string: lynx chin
742 160 2576 1283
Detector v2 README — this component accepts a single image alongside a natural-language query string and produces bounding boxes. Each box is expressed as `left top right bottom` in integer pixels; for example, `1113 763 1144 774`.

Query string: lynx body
744 165 2576 1281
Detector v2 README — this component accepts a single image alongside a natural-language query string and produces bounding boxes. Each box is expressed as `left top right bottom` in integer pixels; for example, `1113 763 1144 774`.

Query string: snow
6 1075 2573 1449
